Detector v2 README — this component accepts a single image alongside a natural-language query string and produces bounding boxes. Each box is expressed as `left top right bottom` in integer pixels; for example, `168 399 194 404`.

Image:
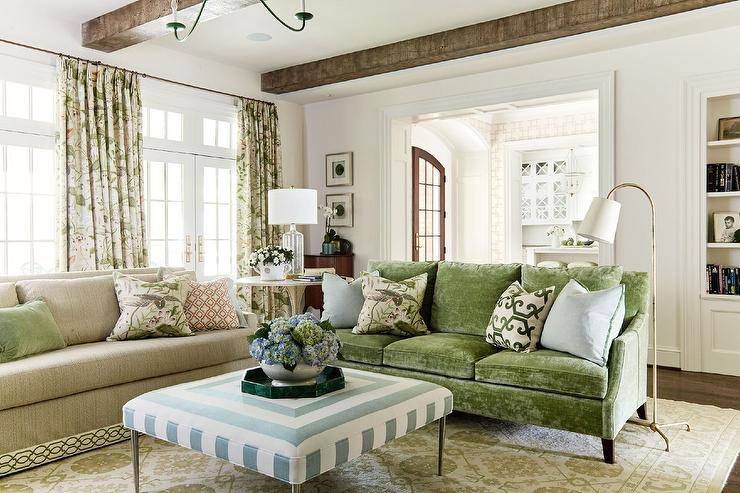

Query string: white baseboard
647 346 681 368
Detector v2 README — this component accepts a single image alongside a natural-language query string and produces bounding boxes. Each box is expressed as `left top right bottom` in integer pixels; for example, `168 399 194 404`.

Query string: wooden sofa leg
601 438 615 464
637 403 647 420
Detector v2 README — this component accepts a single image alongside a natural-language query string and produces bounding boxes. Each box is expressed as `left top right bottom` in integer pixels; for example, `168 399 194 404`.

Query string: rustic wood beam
82 0 259 52
261 0 736 94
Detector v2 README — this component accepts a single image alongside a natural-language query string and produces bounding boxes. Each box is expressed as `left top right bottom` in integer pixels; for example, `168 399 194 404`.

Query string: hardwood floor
648 367 740 492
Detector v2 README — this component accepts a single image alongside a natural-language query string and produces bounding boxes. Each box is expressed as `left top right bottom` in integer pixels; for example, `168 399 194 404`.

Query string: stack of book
294 274 323 283
706 264 740 295
707 163 740 192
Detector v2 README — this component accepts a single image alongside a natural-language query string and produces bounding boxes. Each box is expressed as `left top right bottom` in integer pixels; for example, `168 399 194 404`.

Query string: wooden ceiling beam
82 0 259 52
261 0 736 94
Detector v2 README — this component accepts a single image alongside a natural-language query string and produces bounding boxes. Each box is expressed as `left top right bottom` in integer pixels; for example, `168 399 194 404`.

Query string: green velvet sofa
334 260 650 464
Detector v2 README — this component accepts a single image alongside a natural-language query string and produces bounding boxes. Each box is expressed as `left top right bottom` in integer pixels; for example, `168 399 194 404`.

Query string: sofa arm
601 312 648 438
241 311 259 334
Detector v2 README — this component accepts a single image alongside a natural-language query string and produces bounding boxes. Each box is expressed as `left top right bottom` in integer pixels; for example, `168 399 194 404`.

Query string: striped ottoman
123 367 453 492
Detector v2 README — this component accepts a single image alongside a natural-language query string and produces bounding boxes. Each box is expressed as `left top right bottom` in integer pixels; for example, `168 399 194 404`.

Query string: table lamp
578 182 690 452
268 188 317 275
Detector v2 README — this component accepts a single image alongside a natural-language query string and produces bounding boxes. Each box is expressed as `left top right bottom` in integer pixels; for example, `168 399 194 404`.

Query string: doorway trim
378 71 615 263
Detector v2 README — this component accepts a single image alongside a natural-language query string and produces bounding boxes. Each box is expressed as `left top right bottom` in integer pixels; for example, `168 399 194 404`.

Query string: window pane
217 121 230 148
0 197 5 240
32 242 54 273
167 112 183 141
217 168 231 202
203 118 216 146
33 195 55 241
149 240 166 267
5 82 29 119
425 187 433 210
33 148 55 194
149 109 165 139
7 194 30 240
167 202 183 239
217 204 230 239
167 240 183 266
204 240 217 276
0 243 5 274
166 162 182 201
418 212 425 236
148 162 165 200
203 167 217 202
218 240 231 275
7 146 30 193
203 204 217 239
31 87 54 122
149 201 165 240
7 242 31 274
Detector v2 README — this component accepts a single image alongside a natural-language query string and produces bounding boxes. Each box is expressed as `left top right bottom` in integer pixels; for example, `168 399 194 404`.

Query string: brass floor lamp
577 182 690 451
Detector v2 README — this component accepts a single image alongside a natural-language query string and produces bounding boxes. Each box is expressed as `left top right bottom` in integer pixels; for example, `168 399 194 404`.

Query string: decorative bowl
259 361 325 386
255 262 292 281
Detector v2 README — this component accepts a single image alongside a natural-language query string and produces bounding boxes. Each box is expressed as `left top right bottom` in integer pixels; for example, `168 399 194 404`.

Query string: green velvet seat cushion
474 349 609 399
383 332 498 379
521 265 623 296
0 299 66 363
432 262 521 336
367 260 438 326
335 329 402 365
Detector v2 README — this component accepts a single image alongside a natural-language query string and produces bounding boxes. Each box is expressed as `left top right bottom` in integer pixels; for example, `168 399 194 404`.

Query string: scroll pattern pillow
354 273 428 336
108 272 191 341
485 281 556 352
185 278 240 330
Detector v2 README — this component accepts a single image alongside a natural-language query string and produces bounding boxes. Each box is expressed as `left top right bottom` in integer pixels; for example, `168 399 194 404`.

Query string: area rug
1 398 737 493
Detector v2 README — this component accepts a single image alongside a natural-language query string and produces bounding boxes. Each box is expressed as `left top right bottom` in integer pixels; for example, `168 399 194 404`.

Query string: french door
411 146 446 261
143 149 235 279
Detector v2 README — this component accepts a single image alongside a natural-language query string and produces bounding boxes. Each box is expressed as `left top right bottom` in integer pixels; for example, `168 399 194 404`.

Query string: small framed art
326 193 354 227
718 116 740 141
713 212 740 243
325 152 353 187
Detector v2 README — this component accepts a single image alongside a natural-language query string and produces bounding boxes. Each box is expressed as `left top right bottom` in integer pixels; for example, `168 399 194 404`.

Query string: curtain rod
0 37 274 106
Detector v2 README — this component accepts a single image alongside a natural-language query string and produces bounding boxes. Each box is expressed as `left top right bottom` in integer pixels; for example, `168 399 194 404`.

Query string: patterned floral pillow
485 281 556 352
354 273 428 336
184 278 240 331
107 272 192 341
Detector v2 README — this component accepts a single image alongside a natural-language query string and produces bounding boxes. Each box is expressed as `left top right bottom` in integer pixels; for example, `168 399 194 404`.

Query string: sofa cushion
521 265 623 296
474 349 609 399
336 329 402 365
432 262 522 336
621 271 649 329
0 282 18 307
367 260 438 325
15 276 121 346
0 329 251 411
383 332 498 379
0 300 66 363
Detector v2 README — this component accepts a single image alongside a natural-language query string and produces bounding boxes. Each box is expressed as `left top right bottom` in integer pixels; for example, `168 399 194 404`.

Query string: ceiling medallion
167 0 313 42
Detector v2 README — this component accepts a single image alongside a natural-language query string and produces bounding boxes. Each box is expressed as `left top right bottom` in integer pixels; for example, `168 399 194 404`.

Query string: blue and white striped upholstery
123 368 453 485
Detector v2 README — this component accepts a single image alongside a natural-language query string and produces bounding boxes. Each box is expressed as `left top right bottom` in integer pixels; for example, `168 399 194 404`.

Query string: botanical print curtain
235 98 290 319
56 56 147 271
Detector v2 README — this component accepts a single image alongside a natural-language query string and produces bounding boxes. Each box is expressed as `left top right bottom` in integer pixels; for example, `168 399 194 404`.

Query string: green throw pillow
485 281 556 353
0 299 65 363
107 272 192 341
355 273 429 336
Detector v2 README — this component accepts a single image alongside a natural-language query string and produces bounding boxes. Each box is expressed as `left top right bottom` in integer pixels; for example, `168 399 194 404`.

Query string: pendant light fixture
167 0 313 41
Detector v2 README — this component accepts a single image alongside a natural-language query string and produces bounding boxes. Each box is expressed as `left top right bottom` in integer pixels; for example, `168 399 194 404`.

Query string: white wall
0 4 304 188
303 23 740 368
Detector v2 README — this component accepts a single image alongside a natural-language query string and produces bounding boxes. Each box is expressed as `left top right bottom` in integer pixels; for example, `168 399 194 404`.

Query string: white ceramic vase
550 235 561 248
260 362 324 386
255 262 292 281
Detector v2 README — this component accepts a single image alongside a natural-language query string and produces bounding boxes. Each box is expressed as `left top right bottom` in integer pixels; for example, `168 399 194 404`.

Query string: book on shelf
707 163 740 192
706 264 740 295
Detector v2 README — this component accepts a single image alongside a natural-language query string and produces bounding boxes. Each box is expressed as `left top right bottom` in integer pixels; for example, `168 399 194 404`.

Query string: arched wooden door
412 146 446 261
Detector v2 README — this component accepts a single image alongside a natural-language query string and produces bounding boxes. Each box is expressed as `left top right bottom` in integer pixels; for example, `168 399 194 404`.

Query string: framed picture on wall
325 152 353 186
718 116 740 141
713 212 740 243
326 193 354 227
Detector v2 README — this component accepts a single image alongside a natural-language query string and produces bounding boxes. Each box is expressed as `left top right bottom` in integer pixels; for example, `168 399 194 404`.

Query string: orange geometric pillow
184 278 240 331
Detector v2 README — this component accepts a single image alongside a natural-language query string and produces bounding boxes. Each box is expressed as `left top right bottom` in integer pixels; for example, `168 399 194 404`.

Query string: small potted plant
249 246 294 281
248 314 341 386
546 225 566 248
319 205 338 254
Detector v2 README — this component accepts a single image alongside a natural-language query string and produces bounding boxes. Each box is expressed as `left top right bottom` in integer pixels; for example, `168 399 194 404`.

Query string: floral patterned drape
56 56 147 271
235 98 289 319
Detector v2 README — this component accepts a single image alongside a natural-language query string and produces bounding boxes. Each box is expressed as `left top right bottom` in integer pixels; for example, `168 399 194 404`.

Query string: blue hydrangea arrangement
248 314 340 371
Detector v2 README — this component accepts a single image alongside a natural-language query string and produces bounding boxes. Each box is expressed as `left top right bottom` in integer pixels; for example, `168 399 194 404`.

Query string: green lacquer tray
241 366 345 399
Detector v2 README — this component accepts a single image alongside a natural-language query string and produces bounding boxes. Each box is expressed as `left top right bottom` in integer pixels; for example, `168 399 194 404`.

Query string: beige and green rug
1 398 737 492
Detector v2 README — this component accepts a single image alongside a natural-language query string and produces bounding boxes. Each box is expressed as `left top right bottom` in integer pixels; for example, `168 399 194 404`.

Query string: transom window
202 117 235 149
142 107 184 142
0 80 54 123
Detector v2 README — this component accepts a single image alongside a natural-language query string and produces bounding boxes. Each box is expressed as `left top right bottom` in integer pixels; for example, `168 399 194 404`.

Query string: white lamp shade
577 196 621 244
268 188 317 225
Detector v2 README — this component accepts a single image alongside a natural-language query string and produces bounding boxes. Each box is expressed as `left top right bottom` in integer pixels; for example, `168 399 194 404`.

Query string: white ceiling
74 0 568 73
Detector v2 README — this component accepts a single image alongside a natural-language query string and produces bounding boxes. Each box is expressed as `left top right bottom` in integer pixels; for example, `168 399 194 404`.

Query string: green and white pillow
107 272 192 341
354 273 428 336
485 281 556 353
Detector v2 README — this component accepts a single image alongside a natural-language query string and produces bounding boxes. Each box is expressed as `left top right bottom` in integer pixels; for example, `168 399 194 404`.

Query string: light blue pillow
321 272 378 329
540 279 625 366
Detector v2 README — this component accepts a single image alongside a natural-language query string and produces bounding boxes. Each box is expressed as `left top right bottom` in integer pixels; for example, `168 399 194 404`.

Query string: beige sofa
0 268 257 476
